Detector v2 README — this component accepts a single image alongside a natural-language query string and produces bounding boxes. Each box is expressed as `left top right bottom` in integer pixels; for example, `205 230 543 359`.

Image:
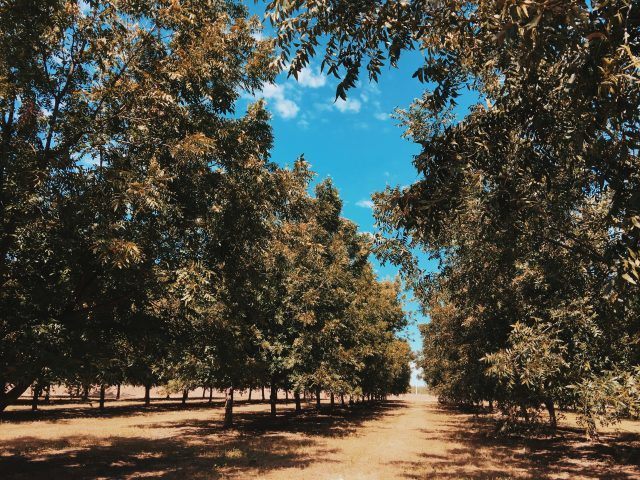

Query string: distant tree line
0 0 411 426
267 0 640 435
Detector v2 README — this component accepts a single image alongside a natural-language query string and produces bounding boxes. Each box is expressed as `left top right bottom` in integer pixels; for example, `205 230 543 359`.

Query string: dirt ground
1 390 638 479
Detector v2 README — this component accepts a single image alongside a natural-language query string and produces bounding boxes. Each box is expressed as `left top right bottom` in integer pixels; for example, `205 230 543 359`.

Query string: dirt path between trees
1 393 638 479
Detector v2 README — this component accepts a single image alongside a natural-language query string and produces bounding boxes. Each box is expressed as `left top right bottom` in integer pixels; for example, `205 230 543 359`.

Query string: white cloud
260 83 284 100
356 199 374 209
256 83 299 119
335 97 362 113
275 98 300 119
296 66 327 88
374 112 390 121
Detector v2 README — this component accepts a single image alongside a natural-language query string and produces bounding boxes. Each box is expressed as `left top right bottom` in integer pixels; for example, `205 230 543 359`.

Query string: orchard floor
1 392 639 479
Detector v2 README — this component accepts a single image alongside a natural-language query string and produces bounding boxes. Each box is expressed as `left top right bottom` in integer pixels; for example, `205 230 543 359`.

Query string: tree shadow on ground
143 400 404 439
1 397 259 423
0 400 405 479
391 404 640 480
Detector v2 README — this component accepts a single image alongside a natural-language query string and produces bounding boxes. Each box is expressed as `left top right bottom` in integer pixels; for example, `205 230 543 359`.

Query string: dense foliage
0 0 411 422
268 0 640 435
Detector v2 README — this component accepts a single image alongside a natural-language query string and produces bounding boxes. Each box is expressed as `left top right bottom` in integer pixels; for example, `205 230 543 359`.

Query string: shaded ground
1 394 638 479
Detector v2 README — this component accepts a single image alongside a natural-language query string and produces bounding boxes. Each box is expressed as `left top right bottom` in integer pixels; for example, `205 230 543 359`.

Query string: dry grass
1 392 638 479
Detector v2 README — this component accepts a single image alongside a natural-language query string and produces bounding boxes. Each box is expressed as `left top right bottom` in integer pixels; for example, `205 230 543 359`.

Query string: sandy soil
1 392 638 479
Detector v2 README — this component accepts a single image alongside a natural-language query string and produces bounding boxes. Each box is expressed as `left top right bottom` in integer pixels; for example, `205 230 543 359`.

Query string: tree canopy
0 0 411 419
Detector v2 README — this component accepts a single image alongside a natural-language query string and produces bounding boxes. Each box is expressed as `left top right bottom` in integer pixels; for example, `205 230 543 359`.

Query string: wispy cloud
374 112 390 121
356 199 374 209
257 83 300 119
335 97 362 113
296 66 327 88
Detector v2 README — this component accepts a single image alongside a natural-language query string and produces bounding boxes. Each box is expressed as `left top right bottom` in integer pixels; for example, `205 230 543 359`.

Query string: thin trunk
144 384 151 406
270 378 277 417
208 387 213 403
285 390 289 401
31 384 41 411
116 384 121 400
44 385 50 404
330 392 335 409
223 386 234 428
261 385 265 401
340 394 345 406
99 384 106 411
182 389 188 405
248 388 252 401
202 388 206 399
545 398 557 431
315 386 321 409
82 384 89 401
294 390 301 414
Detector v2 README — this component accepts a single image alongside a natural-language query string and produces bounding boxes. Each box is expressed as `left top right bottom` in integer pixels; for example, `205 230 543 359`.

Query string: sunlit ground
1 389 639 479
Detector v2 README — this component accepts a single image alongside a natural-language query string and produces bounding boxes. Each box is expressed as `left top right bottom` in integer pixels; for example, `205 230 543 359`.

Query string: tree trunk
99 384 106 411
294 390 301 414
116 384 121 400
208 387 213 403
202 387 206 398
261 385 265 401
270 378 277 417
248 388 252 401
182 388 188 405
341 394 345 406
223 386 234 428
144 384 151 406
315 386 321 409
545 398 557 431
31 384 41 411
82 384 89 401
44 385 50 404
285 390 289 401
330 392 335 409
